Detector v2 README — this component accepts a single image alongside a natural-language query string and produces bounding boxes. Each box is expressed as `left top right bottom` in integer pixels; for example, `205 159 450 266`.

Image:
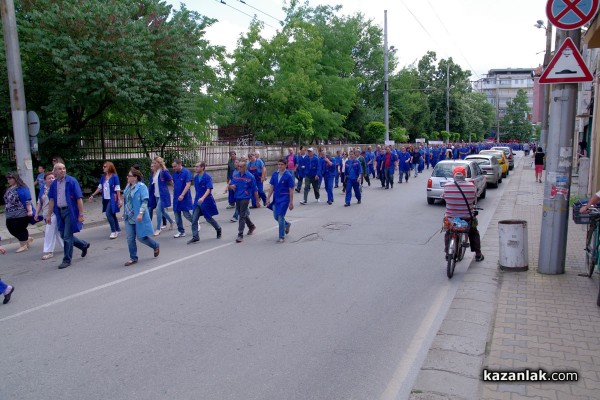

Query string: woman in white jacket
35 171 64 260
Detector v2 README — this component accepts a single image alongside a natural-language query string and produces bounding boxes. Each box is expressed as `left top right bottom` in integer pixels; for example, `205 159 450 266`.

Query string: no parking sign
546 0 600 30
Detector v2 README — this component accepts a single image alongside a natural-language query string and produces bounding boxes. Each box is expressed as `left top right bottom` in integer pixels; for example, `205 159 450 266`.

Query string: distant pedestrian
228 160 258 243
148 156 174 236
188 161 222 244
122 169 160 266
266 159 295 242
344 150 362 206
88 161 122 239
46 163 90 269
4 171 34 253
248 152 266 207
534 146 545 183
225 151 237 209
322 152 336 204
35 171 64 260
300 148 321 204
35 165 46 194
171 159 193 238
0 240 15 304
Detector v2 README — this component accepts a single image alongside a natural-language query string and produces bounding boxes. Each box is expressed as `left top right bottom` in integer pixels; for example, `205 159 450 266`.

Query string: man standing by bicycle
443 166 485 262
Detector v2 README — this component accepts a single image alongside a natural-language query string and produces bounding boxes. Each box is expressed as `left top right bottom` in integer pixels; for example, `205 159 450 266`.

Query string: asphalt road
0 168 508 400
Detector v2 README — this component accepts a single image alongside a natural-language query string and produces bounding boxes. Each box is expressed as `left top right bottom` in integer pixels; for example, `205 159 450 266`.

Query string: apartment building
472 68 535 137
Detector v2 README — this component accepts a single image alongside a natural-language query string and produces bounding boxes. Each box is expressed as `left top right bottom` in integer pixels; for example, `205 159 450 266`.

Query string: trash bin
498 220 528 271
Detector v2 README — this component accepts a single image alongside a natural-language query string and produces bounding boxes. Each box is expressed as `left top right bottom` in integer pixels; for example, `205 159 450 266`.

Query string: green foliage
364 121 386 143
390 127 409 143
500 89 531 142
440 131 450 141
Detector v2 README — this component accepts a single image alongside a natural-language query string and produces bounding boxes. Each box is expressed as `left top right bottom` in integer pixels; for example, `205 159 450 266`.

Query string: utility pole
383 10 389 142
538 28 580 275
1 0 35 199
446 63 450 135
540 20 553 152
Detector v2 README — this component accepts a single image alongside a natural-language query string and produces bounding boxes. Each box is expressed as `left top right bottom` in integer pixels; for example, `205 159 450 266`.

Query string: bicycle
443 207 482 279
574 202 600 306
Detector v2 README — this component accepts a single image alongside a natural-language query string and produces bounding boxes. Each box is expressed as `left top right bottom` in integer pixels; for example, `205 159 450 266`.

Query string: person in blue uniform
334 150 342 188
300 148 321 204
148 157 173 236
88 161 122 239
411 146 421 177
229 160 259 243
366 146 376 178
0 239 15 303
398 146 412 184
344 150 362 206
188 161 221 244
376 149 386 187
418 145 425 173
266 159 295 242
322 152 336 204
122 168 160 266
295 146 307 193
430 145 439 168
248 152 266 208
172 159 193 238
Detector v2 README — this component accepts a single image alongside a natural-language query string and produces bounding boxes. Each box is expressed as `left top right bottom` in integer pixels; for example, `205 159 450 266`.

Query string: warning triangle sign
539 37 593 84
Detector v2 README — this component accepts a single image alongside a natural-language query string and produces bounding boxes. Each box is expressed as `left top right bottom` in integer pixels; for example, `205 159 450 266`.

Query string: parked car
426 160 487 205
491 146 514 170
465 154 502 188
479 150 509 178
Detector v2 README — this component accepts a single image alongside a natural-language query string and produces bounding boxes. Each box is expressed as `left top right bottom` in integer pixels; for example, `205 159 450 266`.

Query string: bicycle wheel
585 221 598 278
447 235 457 279
458 234 467 261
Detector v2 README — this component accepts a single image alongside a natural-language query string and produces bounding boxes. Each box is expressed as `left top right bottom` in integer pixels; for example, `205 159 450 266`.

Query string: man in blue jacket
300 148 321 204
344 150 362 206
46 163 90 269
172 159 193 238
228 161 259 243
295 146 307 193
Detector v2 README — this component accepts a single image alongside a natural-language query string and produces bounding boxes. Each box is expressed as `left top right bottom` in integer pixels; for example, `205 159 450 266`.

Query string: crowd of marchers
0 140 527 305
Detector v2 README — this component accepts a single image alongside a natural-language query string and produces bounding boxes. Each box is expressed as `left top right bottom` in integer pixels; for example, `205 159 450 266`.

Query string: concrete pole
383 10 389 142
446 63 450 135
538 29 579 275
539 21 553 152
1 0 35 200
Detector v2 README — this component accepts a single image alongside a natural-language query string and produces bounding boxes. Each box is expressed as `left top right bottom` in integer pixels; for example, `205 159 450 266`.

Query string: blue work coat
345 158 363 180
148 169 172 209
398 151 412 172
231 170 258 200
48 175 84 233
306 156 320 179
173 167 193 212
269 170 295 217
123 182 154 239
99 174 121 214
193 173 219 219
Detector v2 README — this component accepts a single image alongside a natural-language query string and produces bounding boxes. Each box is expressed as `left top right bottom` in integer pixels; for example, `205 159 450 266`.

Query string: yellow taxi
479 150 509 178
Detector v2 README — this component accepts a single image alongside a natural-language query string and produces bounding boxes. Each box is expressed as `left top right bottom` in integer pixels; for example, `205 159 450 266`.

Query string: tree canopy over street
0 0 498 168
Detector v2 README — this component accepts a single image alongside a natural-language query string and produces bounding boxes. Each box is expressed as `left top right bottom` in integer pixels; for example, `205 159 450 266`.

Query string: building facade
473 68 535 138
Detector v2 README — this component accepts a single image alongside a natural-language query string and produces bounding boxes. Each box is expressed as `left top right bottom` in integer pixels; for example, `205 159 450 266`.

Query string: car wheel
427 197 435 205
480 187 486 199
491 179 499 188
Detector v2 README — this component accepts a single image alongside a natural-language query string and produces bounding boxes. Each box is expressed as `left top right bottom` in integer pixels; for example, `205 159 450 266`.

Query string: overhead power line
237 0 283 25
215 0 278 29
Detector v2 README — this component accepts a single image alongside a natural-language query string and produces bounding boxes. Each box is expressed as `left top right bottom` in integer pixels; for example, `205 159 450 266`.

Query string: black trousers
236 199 255 236
6 216 29 242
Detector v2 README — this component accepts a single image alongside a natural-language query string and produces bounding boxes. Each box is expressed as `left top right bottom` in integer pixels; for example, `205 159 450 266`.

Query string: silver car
465 154 502 188
491 146 514 170
426 160 487 205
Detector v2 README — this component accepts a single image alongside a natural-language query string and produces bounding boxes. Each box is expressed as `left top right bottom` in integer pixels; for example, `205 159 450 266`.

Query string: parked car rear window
432 162 471 178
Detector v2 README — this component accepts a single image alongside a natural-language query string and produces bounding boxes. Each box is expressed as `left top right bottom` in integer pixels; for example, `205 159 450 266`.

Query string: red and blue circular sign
547 0 600 30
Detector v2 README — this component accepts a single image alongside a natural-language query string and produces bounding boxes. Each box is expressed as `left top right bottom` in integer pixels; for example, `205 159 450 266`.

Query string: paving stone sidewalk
412 154 600 399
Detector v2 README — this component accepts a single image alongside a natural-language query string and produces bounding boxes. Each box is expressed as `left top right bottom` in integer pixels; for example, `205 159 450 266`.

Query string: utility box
498 220 528 271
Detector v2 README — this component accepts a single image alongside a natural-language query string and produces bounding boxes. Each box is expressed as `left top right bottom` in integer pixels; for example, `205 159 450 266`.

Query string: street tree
500 88 531 142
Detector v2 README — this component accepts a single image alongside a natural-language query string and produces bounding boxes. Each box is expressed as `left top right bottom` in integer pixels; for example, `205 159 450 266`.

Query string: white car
426 160 487 205
465 154 502 188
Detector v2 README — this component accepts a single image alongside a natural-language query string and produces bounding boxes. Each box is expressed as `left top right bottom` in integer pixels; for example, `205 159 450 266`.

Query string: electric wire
215 0 278 29
424 0 480 79
236 0 283 25
399 0 448 58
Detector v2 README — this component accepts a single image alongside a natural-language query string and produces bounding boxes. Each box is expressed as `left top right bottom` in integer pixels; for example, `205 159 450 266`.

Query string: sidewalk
0 180 240 246
411 154 600 399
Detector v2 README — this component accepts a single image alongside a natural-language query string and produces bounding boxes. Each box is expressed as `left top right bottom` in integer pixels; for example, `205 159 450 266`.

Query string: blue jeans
58 207 88 264
191 206 221 240
273 208 290 239
345 178 361 204
174 210 192 234
125 222 159 261
103 199 121 233
0 278 7 293
155 197 173 230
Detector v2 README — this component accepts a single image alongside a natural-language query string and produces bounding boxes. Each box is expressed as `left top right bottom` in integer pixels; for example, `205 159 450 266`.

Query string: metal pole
446 63 450 135
383 10 389 142
1 0 35 200
538 28 579 275
540 21 553 152
496 79 500 143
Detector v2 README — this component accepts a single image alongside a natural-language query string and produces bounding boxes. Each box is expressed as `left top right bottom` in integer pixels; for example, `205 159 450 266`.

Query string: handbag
454 181 478 228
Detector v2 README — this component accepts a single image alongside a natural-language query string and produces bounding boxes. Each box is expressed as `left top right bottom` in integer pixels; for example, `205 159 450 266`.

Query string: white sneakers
173 232 186 238
109 232 120 239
